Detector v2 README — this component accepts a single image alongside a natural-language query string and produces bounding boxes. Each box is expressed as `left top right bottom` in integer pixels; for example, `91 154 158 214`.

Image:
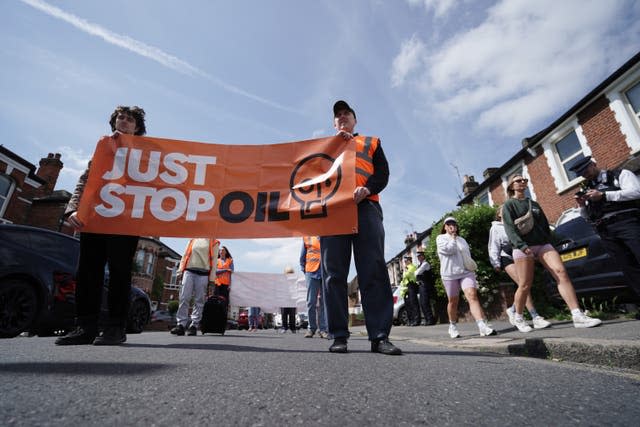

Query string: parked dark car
546 216 637 304
0 224 151 338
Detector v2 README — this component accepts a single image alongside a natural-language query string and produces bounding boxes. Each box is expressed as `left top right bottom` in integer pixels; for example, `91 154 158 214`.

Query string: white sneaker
478 322 497 337
448 323 460 339
513 317 533 333
572 312 602 328
505 306 516 326
532 316 551 329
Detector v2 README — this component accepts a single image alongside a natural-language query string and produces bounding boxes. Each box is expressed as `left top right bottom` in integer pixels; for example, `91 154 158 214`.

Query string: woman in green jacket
502 174 601 332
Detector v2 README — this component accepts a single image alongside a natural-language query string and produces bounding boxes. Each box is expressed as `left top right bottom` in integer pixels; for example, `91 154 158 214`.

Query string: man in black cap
571 155 640 302
415 250 436 325
321 100 401 355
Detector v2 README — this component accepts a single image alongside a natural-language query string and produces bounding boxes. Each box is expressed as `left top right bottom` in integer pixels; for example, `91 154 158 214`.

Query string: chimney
483 168 499 180
462 175 479 196
36 153 63 196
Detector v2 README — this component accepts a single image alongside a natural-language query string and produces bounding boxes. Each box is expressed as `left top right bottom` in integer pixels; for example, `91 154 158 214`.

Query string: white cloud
407 0 458 18
391 35 427 88
393 0 638 136
20 0 298 113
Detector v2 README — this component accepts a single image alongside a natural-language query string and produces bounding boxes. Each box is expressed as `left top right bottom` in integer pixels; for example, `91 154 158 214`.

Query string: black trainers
329 338 348 353
187 325 197 336
55 326 96 346
93 327 126 346
371 339 402 355
170 324 186 336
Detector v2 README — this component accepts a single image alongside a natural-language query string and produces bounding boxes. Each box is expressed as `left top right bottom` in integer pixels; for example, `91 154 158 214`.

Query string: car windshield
554 217 596 242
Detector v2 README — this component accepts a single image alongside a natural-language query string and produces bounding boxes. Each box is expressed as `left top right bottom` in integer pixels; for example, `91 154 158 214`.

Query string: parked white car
392 286 408 326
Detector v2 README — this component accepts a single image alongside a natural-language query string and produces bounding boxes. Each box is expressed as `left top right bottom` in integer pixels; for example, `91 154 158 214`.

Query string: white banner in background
229 272 307 313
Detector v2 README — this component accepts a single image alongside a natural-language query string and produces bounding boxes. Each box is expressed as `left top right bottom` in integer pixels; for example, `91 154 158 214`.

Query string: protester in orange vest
321 100 401 355
300 236 327 338
171 238 219 336
214 246 234 301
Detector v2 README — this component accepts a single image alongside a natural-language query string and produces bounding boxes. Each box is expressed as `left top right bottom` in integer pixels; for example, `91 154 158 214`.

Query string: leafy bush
167 300 179 315
424 204 497 299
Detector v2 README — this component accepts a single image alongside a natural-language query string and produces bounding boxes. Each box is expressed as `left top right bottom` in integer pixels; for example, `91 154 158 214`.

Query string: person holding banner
171 238 219 336
214 246 234 301
321 100 401 355
55 106 146 346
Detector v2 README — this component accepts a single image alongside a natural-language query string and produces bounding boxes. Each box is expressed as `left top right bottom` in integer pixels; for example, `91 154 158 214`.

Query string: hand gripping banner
77 134 357 238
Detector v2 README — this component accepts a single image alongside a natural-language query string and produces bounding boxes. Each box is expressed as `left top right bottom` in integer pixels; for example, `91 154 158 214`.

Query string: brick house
0 147 72 233
458 51 640 223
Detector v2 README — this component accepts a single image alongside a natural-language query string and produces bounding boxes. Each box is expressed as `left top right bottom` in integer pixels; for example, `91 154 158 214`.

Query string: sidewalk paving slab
354 318 640 371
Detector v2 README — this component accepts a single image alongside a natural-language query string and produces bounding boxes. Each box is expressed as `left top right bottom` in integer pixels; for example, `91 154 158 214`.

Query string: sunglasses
445 221 457 226
513 178 529 184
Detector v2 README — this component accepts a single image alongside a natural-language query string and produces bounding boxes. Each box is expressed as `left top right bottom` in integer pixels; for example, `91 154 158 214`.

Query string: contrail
20 0 297 113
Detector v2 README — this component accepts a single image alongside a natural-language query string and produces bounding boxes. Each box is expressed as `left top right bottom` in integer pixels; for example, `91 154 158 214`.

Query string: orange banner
77 134 357 238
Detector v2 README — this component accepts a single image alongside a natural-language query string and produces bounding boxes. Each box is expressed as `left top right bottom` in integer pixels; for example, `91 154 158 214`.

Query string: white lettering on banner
96 147 218 221
95 184 216 222
101 148 217 185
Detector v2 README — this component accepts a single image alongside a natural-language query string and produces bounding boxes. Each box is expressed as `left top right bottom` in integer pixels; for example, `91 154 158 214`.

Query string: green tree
151 275 164 302
167 300 179 315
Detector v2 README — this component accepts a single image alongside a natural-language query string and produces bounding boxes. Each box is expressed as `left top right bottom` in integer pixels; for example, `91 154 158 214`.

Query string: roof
457 50 640 205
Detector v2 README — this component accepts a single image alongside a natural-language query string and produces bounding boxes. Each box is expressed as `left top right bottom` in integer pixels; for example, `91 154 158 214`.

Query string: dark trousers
406 282 421 325
321 201 393 341
598 216 640 298
418 279 435 324
281 307 296 331
75 232 138 328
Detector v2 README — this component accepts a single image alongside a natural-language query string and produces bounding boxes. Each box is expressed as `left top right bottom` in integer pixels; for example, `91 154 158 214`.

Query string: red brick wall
526 95 633 224
578 95 631 170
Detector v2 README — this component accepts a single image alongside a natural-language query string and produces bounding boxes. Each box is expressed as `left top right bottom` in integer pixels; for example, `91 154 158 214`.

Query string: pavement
353 317 640 371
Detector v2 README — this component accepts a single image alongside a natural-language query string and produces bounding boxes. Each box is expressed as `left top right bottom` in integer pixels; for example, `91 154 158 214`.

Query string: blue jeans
306 273 326 332
321 200 393 341
248 307 261 329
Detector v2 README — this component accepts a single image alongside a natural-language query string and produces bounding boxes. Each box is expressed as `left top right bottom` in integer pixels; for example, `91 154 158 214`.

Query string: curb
396 335 640 372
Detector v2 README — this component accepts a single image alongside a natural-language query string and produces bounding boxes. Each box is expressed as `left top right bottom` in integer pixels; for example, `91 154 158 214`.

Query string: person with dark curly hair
56 105 147 346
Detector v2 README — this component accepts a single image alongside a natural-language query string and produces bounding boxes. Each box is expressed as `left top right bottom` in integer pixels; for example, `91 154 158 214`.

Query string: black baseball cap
569 156 594 175
333 100 356 119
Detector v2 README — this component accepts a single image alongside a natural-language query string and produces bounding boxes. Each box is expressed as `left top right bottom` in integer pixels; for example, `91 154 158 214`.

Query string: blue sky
2 0 639 276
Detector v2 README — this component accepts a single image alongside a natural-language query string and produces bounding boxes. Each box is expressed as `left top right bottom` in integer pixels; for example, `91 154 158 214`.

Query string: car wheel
398 307 409 326
0 279 39 338
127 300 150 334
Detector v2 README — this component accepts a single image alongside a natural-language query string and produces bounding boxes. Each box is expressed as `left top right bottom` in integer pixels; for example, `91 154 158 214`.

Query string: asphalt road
1 330 639 426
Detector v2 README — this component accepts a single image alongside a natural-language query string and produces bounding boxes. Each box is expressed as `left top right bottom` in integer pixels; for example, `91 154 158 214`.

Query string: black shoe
187 325 197 336
171 324 186 336
371 339 402 355
55 326 96 346
424 319 436 326
93 327 126 346
329 338 348 353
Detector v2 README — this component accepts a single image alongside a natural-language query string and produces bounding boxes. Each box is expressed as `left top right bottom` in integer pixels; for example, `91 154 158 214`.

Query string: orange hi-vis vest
355 135 380 202
178 238 220 282
303 236 321 273
215 257 233 286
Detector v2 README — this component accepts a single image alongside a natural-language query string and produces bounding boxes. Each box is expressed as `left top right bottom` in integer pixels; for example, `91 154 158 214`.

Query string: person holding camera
502 174 601 331
570 156 640 305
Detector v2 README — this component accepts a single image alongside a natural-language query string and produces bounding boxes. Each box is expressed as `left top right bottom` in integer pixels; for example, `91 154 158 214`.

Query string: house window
476 191 490 205
554 130 585 181
0 174 15 217
146 253 155 275
625 80 640 121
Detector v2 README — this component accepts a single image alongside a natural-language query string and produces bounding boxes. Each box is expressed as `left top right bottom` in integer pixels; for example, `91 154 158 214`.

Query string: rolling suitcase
201 295 227 335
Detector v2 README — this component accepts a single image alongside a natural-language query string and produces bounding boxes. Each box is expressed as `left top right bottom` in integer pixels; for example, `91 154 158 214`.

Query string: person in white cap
436 216 496 338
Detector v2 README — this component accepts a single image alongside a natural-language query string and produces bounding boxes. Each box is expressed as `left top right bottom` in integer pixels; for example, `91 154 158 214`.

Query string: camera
575 190 587 197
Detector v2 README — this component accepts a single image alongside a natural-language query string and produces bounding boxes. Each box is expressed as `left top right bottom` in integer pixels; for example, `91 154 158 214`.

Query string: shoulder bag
514 199 534 235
